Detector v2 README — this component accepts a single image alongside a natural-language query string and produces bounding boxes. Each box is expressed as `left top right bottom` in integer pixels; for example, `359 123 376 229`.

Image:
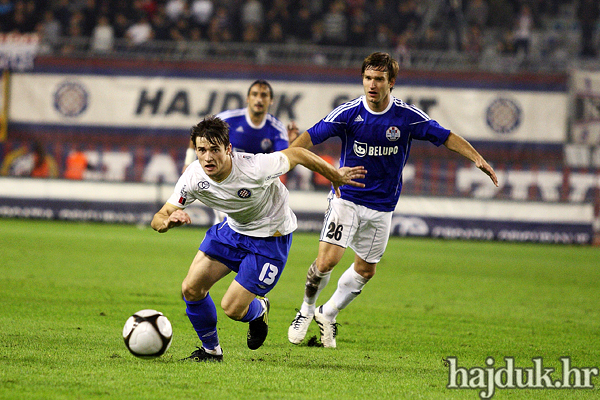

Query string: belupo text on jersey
353 141 399 157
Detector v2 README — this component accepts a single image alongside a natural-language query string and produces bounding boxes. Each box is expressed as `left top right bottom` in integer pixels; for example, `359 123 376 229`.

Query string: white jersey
167 151 297 237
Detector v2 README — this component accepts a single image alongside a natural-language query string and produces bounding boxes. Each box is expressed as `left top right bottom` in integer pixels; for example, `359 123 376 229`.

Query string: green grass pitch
1 218 599 399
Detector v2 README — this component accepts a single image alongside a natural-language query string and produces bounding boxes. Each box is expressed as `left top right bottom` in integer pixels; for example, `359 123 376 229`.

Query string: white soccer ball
123 309 173 358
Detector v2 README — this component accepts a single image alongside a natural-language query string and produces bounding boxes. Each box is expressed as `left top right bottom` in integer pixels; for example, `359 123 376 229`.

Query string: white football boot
288 310 312 344
313 305 338 348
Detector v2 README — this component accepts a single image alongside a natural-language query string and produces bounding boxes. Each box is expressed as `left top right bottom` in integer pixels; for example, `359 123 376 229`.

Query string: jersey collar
362 95 394 115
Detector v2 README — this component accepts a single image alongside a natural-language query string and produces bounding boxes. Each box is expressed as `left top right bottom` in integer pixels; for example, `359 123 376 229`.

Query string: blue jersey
308 95 451 212
217 108 289 154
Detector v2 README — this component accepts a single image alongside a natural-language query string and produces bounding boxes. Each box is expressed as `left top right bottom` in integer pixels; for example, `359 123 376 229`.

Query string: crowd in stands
0 0 599 59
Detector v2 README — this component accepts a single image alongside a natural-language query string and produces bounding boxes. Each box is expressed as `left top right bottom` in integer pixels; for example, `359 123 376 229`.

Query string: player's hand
333 166 366 197
476 159 499 187
287 121 300 144
165 210 191 230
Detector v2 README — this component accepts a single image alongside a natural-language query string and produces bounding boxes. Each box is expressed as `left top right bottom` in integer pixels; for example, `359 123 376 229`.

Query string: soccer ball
123 309 173 358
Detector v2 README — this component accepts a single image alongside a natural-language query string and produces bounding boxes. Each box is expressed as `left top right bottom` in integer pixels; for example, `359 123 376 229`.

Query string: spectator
81 0 99 36
348 6 369 47
290 0 313 43
322 0 348 45
165 0 186 23
150 8 170 41
91 14 114 52
126 14 153 46
395 0 421 36
464 23 483 60
465 0 489 28
190 0 213 37
266 0 291 29
30 141 59 179
36 10 62 52
53 0 71 32
169 16 191 42
513 4 533 55
113 12 130 39
577 0 599 57
207 6 233 43
64 149 88 180
266 21 285 44
0 0 15 32
241 0 264 28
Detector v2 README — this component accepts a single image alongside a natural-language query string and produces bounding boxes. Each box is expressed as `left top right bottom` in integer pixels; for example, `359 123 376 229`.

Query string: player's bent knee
220 298 245 320
181 281 207 302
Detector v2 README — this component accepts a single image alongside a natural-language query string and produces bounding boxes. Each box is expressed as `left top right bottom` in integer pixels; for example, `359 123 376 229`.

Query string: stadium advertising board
3 72 596 243
10 73 567 143
0 178 593 244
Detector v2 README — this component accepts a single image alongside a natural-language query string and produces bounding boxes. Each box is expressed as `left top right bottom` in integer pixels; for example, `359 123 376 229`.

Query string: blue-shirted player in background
183 79 299 170
288 52 499 348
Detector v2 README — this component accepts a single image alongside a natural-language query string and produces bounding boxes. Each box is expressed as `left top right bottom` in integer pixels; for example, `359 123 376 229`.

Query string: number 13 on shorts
259 263 279 285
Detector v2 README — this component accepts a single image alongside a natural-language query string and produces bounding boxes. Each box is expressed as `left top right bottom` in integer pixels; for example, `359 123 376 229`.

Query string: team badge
197 181 210 190
54 81 89 118
486 97 521 134
261 138 273 151
386 126 401 141
237 188 252 198
353 141 367 157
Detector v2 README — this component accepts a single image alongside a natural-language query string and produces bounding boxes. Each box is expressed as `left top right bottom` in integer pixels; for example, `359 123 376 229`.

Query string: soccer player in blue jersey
152 115 366 362
183 79 299 170
288 52 499 348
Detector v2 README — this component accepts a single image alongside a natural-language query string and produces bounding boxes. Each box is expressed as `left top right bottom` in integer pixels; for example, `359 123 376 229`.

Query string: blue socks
185 294 219 350
240 297 264 322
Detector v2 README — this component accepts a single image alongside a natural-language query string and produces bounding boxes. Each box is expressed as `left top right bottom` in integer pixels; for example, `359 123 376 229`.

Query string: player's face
194 136 232 182
246 84 273 117
362 67 395 112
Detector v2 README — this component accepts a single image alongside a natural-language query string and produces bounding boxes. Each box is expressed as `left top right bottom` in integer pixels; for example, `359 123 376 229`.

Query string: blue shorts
199 220 292 296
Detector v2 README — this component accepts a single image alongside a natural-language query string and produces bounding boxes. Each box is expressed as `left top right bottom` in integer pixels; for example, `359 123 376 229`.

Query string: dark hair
361 52 399 90
247 79 273 99
190 115 230 148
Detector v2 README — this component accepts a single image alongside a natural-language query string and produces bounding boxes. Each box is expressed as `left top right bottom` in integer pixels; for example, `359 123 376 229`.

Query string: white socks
321 264 369 322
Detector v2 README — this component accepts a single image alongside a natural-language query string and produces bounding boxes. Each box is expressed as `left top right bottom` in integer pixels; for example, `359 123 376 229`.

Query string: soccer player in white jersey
183 79 299 170
287 52 499 348
152 115 366 362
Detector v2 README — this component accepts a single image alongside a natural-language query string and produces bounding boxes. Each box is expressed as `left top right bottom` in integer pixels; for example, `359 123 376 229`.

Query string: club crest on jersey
386 126 401 141
353 141 368 157
237 188 252 198
197 180 210 190
261 138 273 151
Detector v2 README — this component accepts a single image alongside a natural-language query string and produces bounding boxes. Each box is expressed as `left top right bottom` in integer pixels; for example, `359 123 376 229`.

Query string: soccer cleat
180 346 223 362
288 309 312 344
247 297 270 350
314 305 338 348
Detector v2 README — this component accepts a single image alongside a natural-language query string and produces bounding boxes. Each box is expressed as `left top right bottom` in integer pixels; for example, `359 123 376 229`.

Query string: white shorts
319 192 393 264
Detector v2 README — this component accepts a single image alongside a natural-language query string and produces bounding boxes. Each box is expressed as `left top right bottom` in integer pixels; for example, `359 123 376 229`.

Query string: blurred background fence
0 0 599 244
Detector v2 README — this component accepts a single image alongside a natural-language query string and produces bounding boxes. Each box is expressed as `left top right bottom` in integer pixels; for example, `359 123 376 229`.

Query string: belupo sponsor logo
353 141 398 157
445 356 598 399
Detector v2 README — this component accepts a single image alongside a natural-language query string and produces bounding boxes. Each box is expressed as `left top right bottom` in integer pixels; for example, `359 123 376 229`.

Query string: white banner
10 73 567 142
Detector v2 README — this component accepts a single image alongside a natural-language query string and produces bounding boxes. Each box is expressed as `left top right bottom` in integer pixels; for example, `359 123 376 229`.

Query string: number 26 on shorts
326 222 343 241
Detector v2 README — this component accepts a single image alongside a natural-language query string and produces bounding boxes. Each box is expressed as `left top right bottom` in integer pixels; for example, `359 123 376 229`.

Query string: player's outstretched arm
151 203 191 233
443 132 499 187
281 147 366 197
289 131 313 149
